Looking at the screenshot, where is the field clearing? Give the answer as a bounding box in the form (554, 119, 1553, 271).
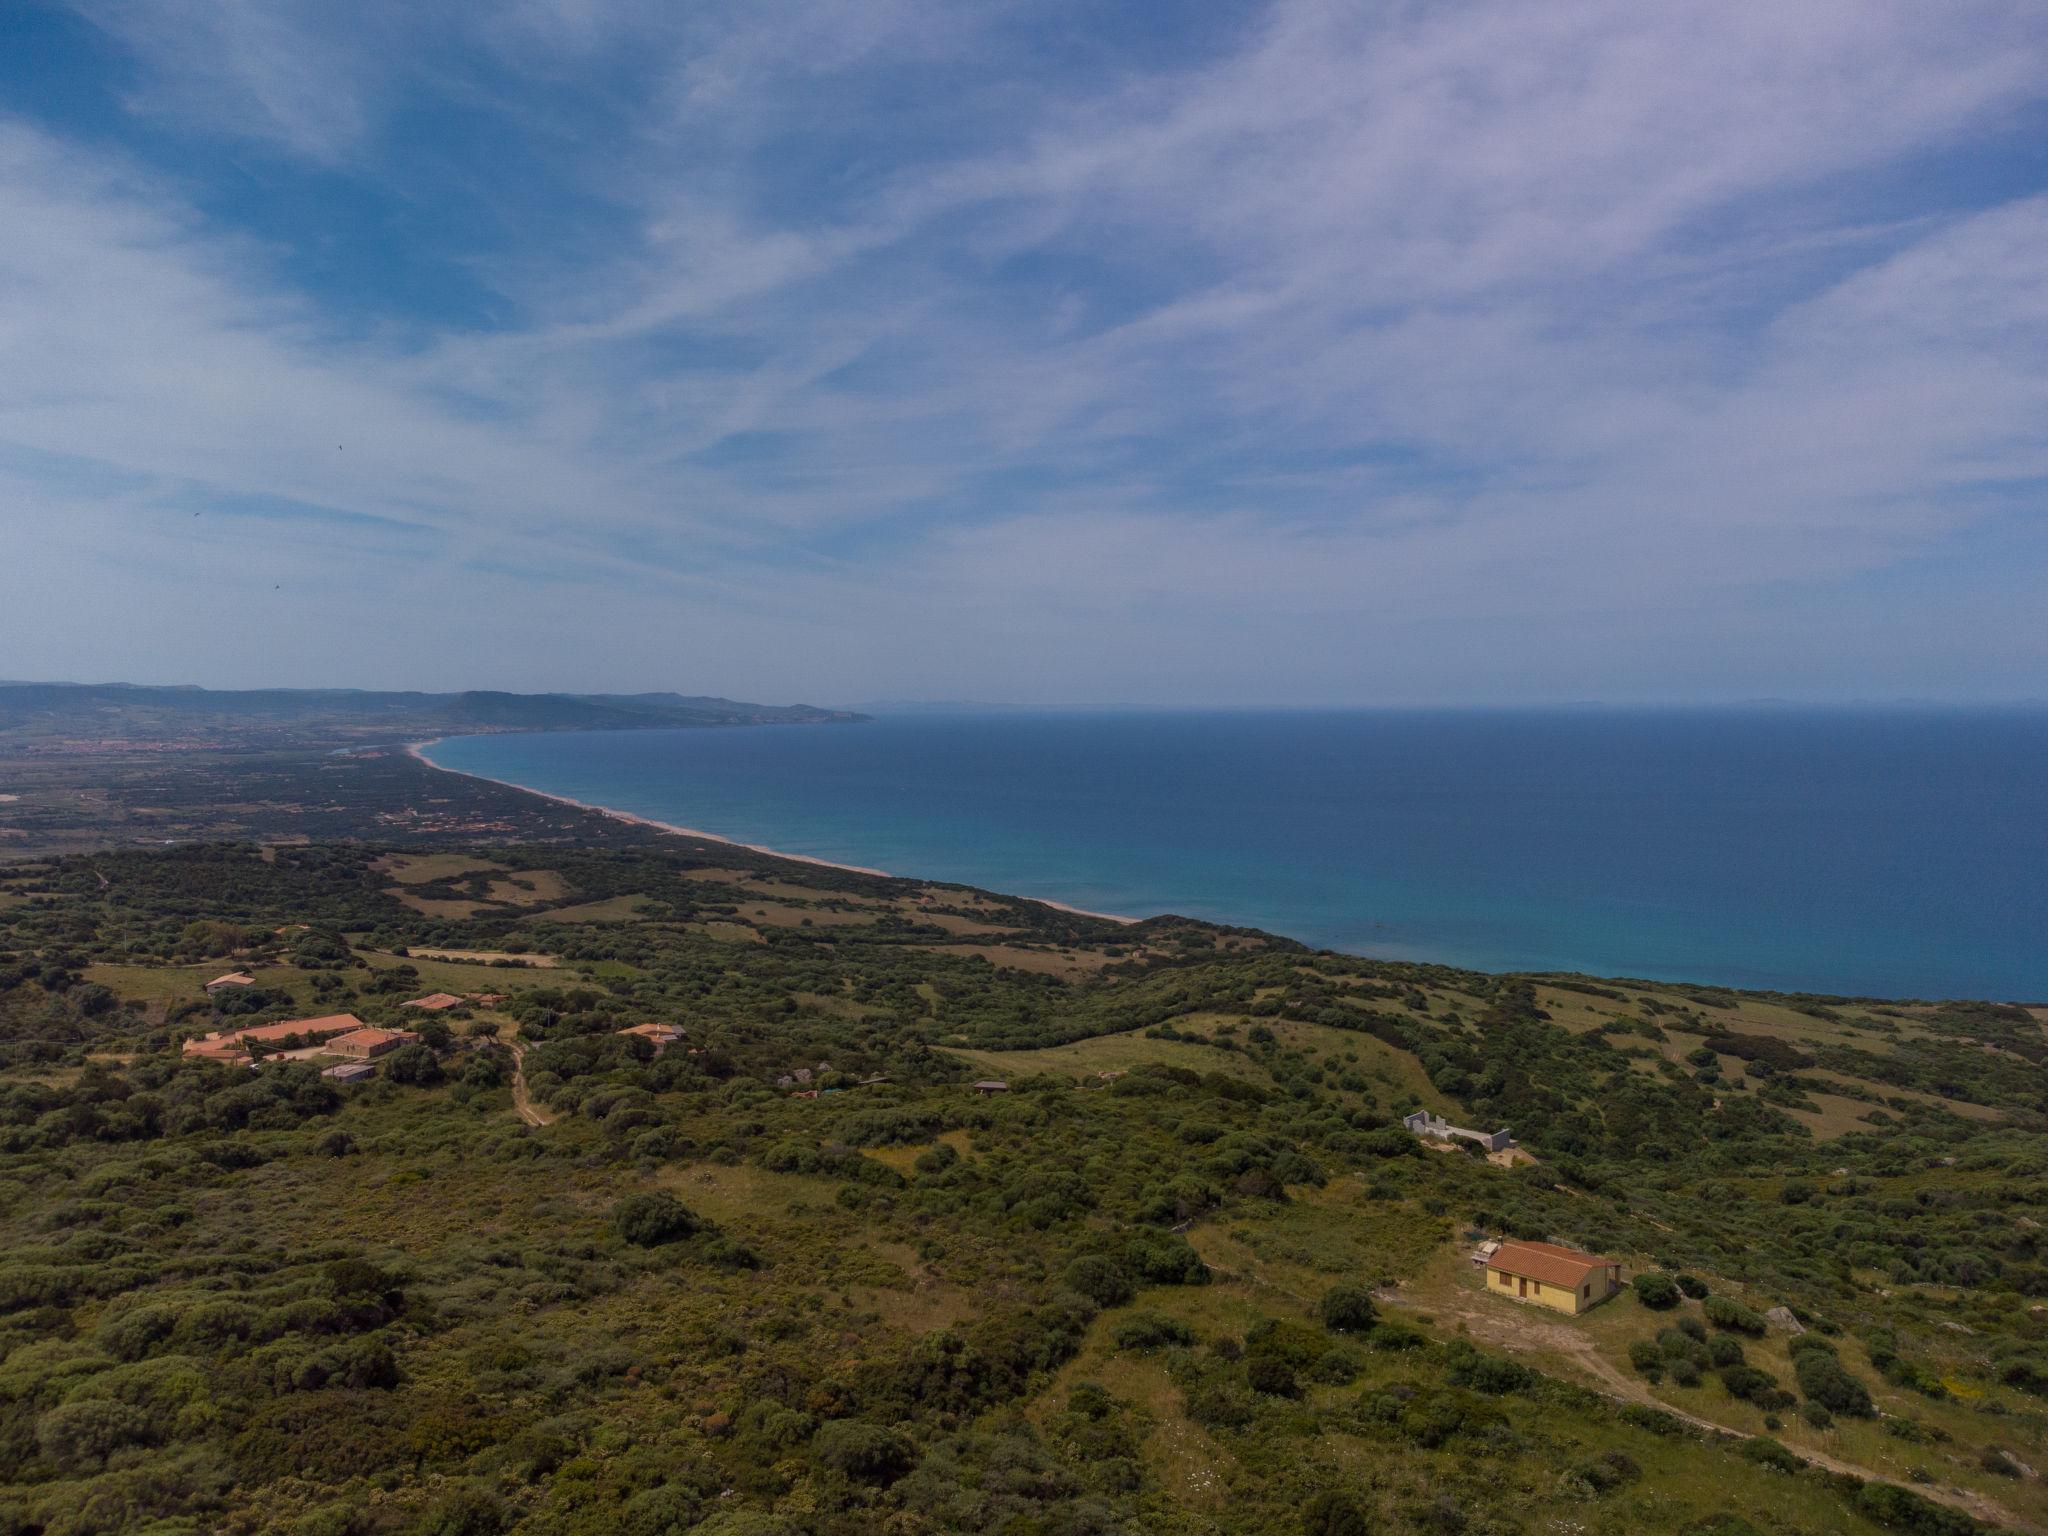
(941, 1029, 1270, 1085)
(375, 853, 506, 884)
(528, 895, 653, 924)
(385, 889, 495, 918)
(912, 942, 1119, 979)
(680, 869, 884, 904)
(691, 921, 763, 944)
(1806, 1069, 2006, 1123)
(407, 948, 558, 967)
(484, 870, 574, 905)
(1169, 1011, 1455, 1113)
(84, 963, 224, 1003)
(1786, 1090, 1888, 1139)
(729, 902, 882, 928)
(917, 910, 1019, 937)
(1533, 985, 1630, 1031)
(358, 950, 556, 992)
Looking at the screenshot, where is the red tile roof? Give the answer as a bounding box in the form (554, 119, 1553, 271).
(329, 1027, 414, 1050)
(1486, 1239, 1616, 1288)
(402, 993, 465, 1010)
(231, 1013, 365, 1045)
(206, 972, 256, 988)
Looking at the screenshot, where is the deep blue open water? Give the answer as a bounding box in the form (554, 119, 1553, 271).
(424, 709, 2048, 1000)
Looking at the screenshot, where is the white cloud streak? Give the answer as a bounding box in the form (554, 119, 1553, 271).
(4, 0, 2047, 701)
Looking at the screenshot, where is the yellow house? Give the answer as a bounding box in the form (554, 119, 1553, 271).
(1485, 1240, 1621, 1315)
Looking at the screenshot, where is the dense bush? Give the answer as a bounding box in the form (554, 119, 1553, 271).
(1633, 1273, 1680, 1309)
(1791, 1342, 1876, 1418)
(812, 1422, 917, 1486)
(1111, 1313, 1195, 1351)
(613, 1192, 704, 1247)
(1317, 1285, 1378, 1333)
(1301, 1490, 1372, 1536)
(1703, 1297, 1767, 1336)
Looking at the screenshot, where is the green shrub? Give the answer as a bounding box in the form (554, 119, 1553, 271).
(1247, 1355, 1299, 1397)
(1576, 1449, 1641, 1492)
(410, 1484, 507, 1536)
(1793, 1350, 1876, 1418)
(1737, 1436, 1803, 1474)
(1125, 1232, 1209, 1286)
(1703, 1296, 1767, 1336)
(1628, 1338, 1664, 1379)
(1620, 1403, 1687, 1436)
(1718, 1364, 1779, 1403)
(1854, 1482, 1977, 1535)
(1301, 1490, 1372, 1536)
(1063, 1254, 1134, 1307)
(1632, 1273, 1681, 1309)
(1367, 1322, 1424, 1351)
(1112, 1312, 1194, 1351)
(612, 1192, 703, 1247)
(1318, 1284, 1378, 1333)
(1675, 1273, 1710, 1299)
(811, 1421, 916, 1486)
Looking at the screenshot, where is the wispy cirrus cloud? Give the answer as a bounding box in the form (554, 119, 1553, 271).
(2, 0, 2046, 701)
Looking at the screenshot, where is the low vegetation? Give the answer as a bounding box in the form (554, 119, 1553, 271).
(0, 838, 2043, 1535)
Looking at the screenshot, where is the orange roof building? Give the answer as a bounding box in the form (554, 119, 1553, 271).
(1485, 1240, 1621, 1315)
(402, 993, 465, 1011)
(326, 1027, 417, 1060)
(618, 1022, 685, 1053)
(182, 1012, 366, 1061)
(205, 972, 256, 991)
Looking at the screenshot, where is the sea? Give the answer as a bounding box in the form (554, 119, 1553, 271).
(422, 708, 2048, 1001)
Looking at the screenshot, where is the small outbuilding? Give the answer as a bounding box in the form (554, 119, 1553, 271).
(402, 993, 465, 1011)
(971, 1080, 1010, 1095)
(1485, 1240, 1621, 1315)
(322, 1061, 377, 1082)
(205, 972, 256, 993)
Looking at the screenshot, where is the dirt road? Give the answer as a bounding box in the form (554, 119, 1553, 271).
(506, 1037, 554, 1127)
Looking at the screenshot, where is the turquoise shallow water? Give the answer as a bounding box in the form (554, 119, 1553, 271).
(424, 708, 2048, 1000)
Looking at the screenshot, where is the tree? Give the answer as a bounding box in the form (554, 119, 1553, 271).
(1302, 1489, 1373, 1536)
(1318, 1284, 1378, 1333)
(613, 1191, 703, 1247)
(1064, 1254, 1134, 1307)
(1632, 1273, 1680, 1309)
(384, 1043, 443, 1086)
(812, 1421, 916, 1485)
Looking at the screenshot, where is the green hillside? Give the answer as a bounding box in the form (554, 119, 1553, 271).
(0, 842, 2043, 1535)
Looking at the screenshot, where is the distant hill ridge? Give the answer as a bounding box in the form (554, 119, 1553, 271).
(0, 680, 864, 747)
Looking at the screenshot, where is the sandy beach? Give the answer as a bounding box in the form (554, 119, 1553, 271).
(406, 738, 1140, 925)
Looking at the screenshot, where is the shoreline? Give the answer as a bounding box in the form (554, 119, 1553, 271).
(405, 737, 1142, 926)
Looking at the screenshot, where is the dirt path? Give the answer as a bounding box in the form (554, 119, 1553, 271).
(505, 1037, 554, 1127)
(1378, 1289, 2037, 1534)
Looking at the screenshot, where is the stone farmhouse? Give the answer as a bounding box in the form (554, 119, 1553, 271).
(1402, 1109, 1514, 1154)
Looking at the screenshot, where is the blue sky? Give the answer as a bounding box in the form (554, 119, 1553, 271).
(3, 0, 2046, 705)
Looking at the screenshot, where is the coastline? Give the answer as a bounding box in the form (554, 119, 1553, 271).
(405, 737, 1141, 926)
